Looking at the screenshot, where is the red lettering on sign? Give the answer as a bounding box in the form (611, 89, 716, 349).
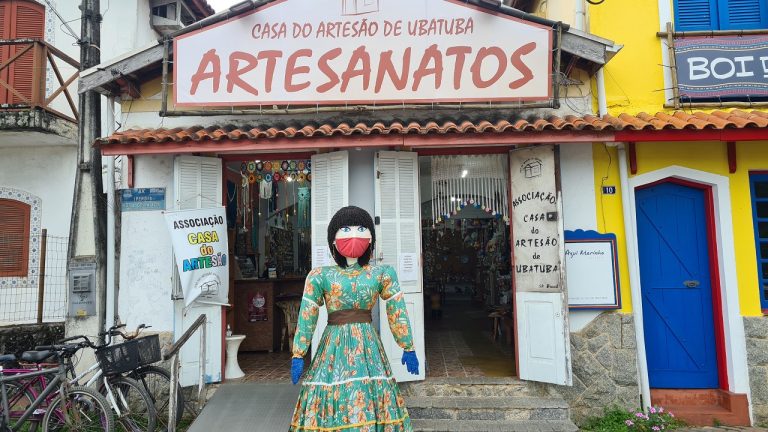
(341, 46, 372, 92)
(317, 48, 343, 93)
(446, 46, 472, 90)
(190, 49, 221, 95)
(412, 44, 443, 91)
(375, 48, 411, 93)
(285, 49, 312, 92)
(510, 42, 536, 90)
(257, 50, 283, 93)
(471, 46, 507, 89)
(226, 51, 260, 95)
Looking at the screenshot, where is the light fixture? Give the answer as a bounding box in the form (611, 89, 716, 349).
(461, 170, 468, 178)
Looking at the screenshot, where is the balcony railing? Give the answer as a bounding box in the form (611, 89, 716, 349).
(0, 39, 79, 122)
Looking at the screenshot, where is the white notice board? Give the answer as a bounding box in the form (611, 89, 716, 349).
(565, 230, 621, 309)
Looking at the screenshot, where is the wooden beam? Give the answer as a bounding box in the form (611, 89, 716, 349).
(628, 142, 637, 175)
(127, 155, 134, 188)
(727, 141, 737, 174)
(44, 51, 79, 118)
(78, 44, 164, 95)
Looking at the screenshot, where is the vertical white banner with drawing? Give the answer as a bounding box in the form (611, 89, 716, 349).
(164, 207, 229, 306)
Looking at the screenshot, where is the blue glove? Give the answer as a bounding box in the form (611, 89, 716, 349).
(401, 351, 419, 375)
(291, 358, 304, 385)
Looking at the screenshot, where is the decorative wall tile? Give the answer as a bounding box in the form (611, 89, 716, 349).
(0, 187, 43, 289)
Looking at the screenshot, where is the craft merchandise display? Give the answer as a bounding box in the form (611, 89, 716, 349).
(430, 155, 509, 225)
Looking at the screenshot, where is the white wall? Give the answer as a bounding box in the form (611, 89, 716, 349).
(117, 154, 176, 331)
(559, 143, 603, 332)
(0, 145, 76, 323)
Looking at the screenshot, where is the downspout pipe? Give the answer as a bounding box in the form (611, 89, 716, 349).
(105, 96, 117, 330)
(597, 68, 608, 116)
(618, 143, 651, 410)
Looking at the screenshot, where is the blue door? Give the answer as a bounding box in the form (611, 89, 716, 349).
(636, 182, 719, 389)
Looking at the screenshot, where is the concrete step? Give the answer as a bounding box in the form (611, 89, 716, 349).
(411, 419, 579, 432)
(400, 377, 550, 398)
(406, 396, 570, 421)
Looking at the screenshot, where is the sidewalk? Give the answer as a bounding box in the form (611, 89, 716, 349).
(187, 381, 299, 432)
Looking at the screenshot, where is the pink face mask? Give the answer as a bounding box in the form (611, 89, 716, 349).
(335, 237, 371, 258)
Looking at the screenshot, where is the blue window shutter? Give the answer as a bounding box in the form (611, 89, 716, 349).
(750, 174, 768, 311)
(720, 0, 768, 30)
(675, 0, 719, 31)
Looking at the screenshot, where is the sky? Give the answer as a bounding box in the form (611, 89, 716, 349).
(206, 0, 242, 12)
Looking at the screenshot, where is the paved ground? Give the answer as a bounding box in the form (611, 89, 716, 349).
(187, 381, 299, 432)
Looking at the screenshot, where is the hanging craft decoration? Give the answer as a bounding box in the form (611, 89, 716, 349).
(265, 173, 273, 182)
(247, 161, 257, 173)
(248, 173, 257, 184)
(264, 161, 273, 171)
(298, 161, 306, 171)
(430, 155, 509, 225)
(240, 162, 248, 174)
(273, 172, 282, 182)
(281, 161, 290, 171)
(256, 161, 264, 172)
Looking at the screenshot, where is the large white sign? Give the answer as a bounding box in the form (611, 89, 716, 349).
(174, 0, 552, 106)
(164, 208, 229, 306)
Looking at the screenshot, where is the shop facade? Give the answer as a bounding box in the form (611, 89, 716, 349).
(80, 0, 768, 427)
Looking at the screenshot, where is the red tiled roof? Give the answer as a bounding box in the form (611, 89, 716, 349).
(99, 110, 768, 146)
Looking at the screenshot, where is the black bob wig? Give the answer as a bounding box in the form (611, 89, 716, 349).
(327, 206, 376, 268)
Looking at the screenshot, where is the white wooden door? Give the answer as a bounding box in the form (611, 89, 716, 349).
(173, 155, 223, 385)
(310, 151, 349, 357)
(509, 146, 572, 386)
(375, 151, 425, 382)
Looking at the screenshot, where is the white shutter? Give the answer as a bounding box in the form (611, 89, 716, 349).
(510, 145, 571, 386)
(172, 155, 224, 385)
(375, 151, 425, 383)
(310, 151, 349, 356)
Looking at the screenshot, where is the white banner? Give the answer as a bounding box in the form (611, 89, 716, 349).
(164, 208, 229, 306)
(174, 0, 552, 106)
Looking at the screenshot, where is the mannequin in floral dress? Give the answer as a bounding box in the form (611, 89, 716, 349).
(289, 206, 419, 432)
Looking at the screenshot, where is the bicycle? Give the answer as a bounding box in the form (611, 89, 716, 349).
(0, 342, 115, 431)
(110, 324, 184, 432)
(62, 331, 157, 432)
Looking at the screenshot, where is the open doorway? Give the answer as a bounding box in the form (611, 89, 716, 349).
(223, 156, 314, 383)
(418, 154, 515, 378)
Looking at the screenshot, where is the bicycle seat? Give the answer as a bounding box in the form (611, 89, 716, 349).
(20, 350, 55, 363)
(0, 354, 16, 363)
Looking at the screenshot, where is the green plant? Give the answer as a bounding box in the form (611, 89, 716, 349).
(582, 405, 686, 432)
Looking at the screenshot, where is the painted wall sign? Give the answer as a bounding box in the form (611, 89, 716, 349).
(174, 0, 552, 107)
(674, 36, 768, 100)
(164, 207, 230, 306)
(564, 230, 620, 309)
(509, 146, 564, 293)
(121, 188, 166, 212)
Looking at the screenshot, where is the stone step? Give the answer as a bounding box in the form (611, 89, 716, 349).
(411, 419, 579, 432)
(400, 378, 550, 398)
(406, 396, 570, 421)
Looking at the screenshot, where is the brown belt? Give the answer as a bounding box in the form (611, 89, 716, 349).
(327, 309, 372, 326)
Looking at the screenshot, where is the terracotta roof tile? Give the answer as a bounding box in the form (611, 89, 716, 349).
(99, 110, 768, 147)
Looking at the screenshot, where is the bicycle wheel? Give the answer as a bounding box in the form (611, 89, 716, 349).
(129, 366, 183, 431)
(0, 380, 37, 430)
(41, 385, 114, 432)
(103, 377, 156, 432)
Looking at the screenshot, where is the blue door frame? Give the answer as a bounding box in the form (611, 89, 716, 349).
(636, 181, 720, 389)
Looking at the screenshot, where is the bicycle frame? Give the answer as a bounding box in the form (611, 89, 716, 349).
(68, 356, 124, 418)
(0, 365, 64, 431)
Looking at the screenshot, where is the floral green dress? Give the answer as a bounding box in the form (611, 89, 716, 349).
(289, 263, 415, 432)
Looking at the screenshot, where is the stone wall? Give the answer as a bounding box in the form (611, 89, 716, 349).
(554, 312, 640, 426)
(0, 323, 64, 355)
(745, 317, 768, 426)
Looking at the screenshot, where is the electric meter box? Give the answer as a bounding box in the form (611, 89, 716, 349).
(68, 261, 96, 317)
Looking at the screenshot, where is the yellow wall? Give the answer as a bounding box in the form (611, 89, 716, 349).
(593, 142, 767, 317)
(592, 144, 633, 313)
(588, 0, 666, 115)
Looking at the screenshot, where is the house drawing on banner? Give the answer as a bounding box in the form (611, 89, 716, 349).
(521, 159, 543, 178)
(342, 0, 379, 16)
